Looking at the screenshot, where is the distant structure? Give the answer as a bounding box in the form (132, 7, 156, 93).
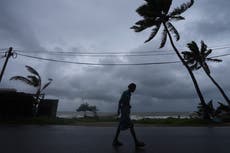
(38, 99, 58, 118)
(0, 88, 58, 119)
(0, 89, 35, 118)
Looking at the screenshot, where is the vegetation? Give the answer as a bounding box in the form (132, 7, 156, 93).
(76, 103, 98, 118)
(195, 101, 230, 120)
(10, 65, 53, 103)
(4, 1, 230, 124)
(1, 116, 229, 126)
(182, 41, 230, 106)
(131, 0, 210, 119)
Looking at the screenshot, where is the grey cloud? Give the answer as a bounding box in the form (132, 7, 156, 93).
(1, 0, 230, 112)
(182, 0, 230, 41)
(0, 0, 42, 49)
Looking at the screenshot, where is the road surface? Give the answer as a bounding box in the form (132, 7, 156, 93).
(0, 125, 230, 153)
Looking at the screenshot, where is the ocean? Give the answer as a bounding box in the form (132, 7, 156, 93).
(57, 111, 192, 120)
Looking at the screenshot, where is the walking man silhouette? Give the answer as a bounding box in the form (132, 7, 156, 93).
(113, 83, 145, 147)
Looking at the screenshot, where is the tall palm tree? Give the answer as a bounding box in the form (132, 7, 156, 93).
(10, 65, 53, 102)
(182, 41, 230, 106)
(131, 0, 209, 118)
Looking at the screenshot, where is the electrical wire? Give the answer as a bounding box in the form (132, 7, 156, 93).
(17, 53, 181, 66)
(14, 49, 172, 55)
(14, 45, 230, 57)
(15, 43, 230, 53)
(16, 52, 175, 57)
(16, 51, 230, 66)
(210, 53, 230, 58)
(2, 43, 230, 66)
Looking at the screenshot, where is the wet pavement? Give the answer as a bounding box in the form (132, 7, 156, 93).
(0, 125, 230, 153)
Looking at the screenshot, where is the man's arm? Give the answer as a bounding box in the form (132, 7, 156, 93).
(117, 92, 125, 116)
(117, 101, 121, 116)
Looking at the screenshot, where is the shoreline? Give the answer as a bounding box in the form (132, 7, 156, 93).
(1, 117, 230, 127)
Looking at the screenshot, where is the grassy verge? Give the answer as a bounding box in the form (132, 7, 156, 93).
(0, 116, 230, 126)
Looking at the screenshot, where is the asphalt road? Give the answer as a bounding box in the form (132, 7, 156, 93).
(0, 125, 230, 153)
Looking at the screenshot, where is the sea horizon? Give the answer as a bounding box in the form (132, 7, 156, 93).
(57, 111, 194, 119)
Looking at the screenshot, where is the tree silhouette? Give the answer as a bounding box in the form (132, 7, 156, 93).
(76, 103, 98, 118)
(10, 65, 53, 103)
(182, 41, 230, 106)
(77, 103, 89, 117)
(131, 0, 209, 118)
(89, 105, 98, 118)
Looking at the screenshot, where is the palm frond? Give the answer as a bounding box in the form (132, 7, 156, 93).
(182, 51, 193, 57)
(25, 65, 40, 78)
(169, 0, 194, 16)
(27, 75, 40, 87)
(166, 22, 180, 41)
(204, 49, 212, 58)
(136, 3, 161, 18)
(161, 0, 173, 14)
(131, 19, 160, 32)
(187, 41, 199, 54)
(206, 58, 222, 63)
(182, 51, 195, 62)
(137, 0, 172, 16)
(203, 63, 211, 74)
(190, 62, 200, 71)
(159, 27, 167, 48)
(185, 54, 196, 65)
(170, 15, 185, 21)
(187, 59, 196, 65)
(10, 76, 36, 86)
(144, 24, 161, 43)
(130, 25, 142, 32)
(41, 78, 53, 91)
(200, 40, 207, 54)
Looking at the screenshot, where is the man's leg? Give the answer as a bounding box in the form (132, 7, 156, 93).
(130, 126, 145, 147)
(114, 126, 120, 141)
(130, 126, 138, 143)
(113, 126, 123, 146)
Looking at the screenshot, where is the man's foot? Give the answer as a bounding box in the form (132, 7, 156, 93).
(135, 141, 145, 147)
(112, 140, 123, 146)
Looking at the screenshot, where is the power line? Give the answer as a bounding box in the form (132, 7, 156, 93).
(210, 53, 230, 58)
(16, 51, 175, 57)
(210, 46, 230, 51)
(0, 48, 8, 51)
(17, 53, 181, 66)
(15, 49, 172, 55)
(14, 45, 230, 57)
(16, 51, 230, 66)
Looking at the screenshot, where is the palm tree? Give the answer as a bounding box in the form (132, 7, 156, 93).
(182, 41, 230, 106)
(131, 0, 209, 118)
(10, 65, 53, 102)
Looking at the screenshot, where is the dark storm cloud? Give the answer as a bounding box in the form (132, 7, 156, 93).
(1, 0, 230, 112)
(180, 0, 230, 42)
(0, 0, 43, 49)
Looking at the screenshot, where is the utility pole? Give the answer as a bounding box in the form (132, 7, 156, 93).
(0, 47, 13, 83)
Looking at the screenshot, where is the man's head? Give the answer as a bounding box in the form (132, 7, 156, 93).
(128, 83, 136, 93)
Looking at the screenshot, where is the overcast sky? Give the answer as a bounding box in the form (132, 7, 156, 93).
(1, 0, 230, 112)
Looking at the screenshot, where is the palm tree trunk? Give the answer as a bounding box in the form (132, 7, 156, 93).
(163, 23, 209, 119)
(203, 68, 230, 106)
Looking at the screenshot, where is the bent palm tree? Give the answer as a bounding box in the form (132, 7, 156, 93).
(10, 65, 53, 102)
(131, 0, 209, 118)
(182, 41, 230, 106)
